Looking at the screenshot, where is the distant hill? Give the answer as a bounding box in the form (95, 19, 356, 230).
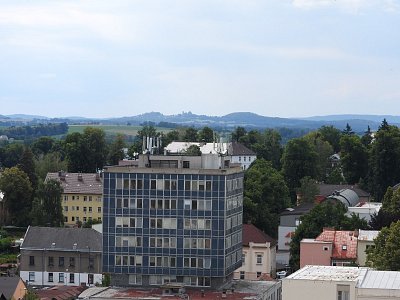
(2, 112, 399, 133)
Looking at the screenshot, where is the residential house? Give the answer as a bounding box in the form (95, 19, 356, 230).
(46, 172, 103, 226)
(277, 203, 315, 266)
(283, 265, 400, 300)
(347, 202, 382, 222)
(20, 226, 102, 287)
(102, 150, 244, 288)
(300, 228, 358, 268)
(0, 277, 27, 300)
(357, 230, 379, 266)
(234, 223, 277, 280)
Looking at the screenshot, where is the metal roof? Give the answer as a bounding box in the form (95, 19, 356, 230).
(358, 270, 400, 289)
(46, 172, 103, 195)
(20, 226, 102, 252)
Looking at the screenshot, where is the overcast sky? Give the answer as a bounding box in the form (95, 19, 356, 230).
(0, 0, 399, 118)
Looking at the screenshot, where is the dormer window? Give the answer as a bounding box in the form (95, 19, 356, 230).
(342, 245, 347, 250)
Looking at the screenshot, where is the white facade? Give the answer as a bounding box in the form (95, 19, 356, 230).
(283, 265, 400, 300)
(347, 202, 382, 222)
(230, 154, 256, 170)
(21, 270, 102, 287)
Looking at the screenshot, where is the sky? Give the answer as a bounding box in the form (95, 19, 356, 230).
(0, 0, 399, 119)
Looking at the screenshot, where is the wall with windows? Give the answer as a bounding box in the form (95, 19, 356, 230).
(102, 167, 244, 288)
(62, 193, 103, 225)
(19, 249, 102, 287)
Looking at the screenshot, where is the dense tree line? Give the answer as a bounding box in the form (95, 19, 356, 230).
(0, 123, 68, 139)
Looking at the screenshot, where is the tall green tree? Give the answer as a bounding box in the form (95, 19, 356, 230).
(34, 152, 68, 181)
(18, 147, 38, 190)
(281, 138, 318, 202)
(318, 125, 342, 153)
(243, 159, 290, 238)
(366, 220, 400, 270)
(368, 120, 400, 201)
(64, 132, 85, 172)
(107, 134, 126, 165)
(198, 126, 214, 143)
(340, 135, 368, 184)
(342, 123, 354, 135)
(361, 125, 373, 147)
(252, 129, 283, 170)
(31, 179, 64, 227)
(297, 176, 319, 204)
(31, 137, 56, 156)
(0, 167, 33, 226)
(0, 143, 24, 168)
(303, 132, 334, 181)
(81, 127, 107, 172)
(232, 127, 247, 142)
(183, 127, 198, 142)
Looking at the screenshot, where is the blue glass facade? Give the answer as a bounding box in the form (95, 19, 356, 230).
(102, 165, 243, 288)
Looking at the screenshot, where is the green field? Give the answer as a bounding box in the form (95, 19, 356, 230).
(68, 125, 172, 137)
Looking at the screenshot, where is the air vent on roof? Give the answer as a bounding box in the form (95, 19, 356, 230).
(73, 243, 77, 250)
(78, 173, 83, 181)
(51, 242, 56, 248)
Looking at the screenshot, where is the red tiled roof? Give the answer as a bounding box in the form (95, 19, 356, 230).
(36, 285, 86, 300)
(316, 229, 358, 259)
(242, 224, 276, 246)
(46, 172, 103, 195)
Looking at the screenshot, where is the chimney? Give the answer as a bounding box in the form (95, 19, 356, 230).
(95, 173, 100, 181)
(78, 173, 83, 181)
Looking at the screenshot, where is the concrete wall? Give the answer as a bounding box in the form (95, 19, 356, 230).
(300, 241, 332, 268)
(278, 226, 295, 251)
(20, 270, 102, 287)
(357, 241, 374, 266)
(282, 279, 356, 300)
(357, 288, 400, 299)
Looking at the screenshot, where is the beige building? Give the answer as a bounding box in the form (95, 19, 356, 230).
(283, 265, 400, 300)
(0, 277, 27, 300)
(234, 224, 276, 280)
(46, 172, 103, 226)
(357, 230, 379, 266)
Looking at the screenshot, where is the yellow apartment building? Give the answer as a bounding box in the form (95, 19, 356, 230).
(46, 172, 103, 226)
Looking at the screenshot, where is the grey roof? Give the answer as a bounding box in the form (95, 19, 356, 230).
(46, 172, 102, 195)
(358, 270, 400, 289)
(229, 142, 256, 156)
(21, 226, 102, 252)
(0, 277, 25, 299)
(280, 202, 315, 216)
(325, 189, 360, 208)
(318, 183, 370, 198)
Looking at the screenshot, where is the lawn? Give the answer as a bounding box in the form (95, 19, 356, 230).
(68, 125, 172, 137)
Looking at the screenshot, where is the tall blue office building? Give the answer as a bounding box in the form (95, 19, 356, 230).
(102, 153, 243, 288)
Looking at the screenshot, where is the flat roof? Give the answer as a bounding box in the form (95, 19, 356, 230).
(358, 230, 380, 242)
(286, 265, 366, 282)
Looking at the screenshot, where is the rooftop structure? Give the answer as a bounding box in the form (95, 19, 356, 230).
(283, 265, 400, 299)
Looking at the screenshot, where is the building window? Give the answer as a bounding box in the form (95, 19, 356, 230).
(129, 275, 142, 285)
(256, 254, 262, 264)
(89, 207, 92, 213)
(98, 207, 101, 213)
(69, 257, 75, 267)
(29, 272, 35, 282)
(48, 256, 54, 266)
(88, 274, 94, 284)
(59, 257, 64, 267)
(64, 206, 68, 211)
(337, 285, 350, 300)
(240, 271, 245, 280)
(183, 161, 190, 168)
(48, 273, 53, 282)
(59, 273, 64, 283)
(257, 272, 262, 278)
(29, 256, 35, 266)
(69, 273, 75, 283)
(64, 216, 68, 222)
(242, 254, 246, 264)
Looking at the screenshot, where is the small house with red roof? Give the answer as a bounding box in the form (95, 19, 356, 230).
(300, 228, 359, 268)
(234, 224, 277, 280)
